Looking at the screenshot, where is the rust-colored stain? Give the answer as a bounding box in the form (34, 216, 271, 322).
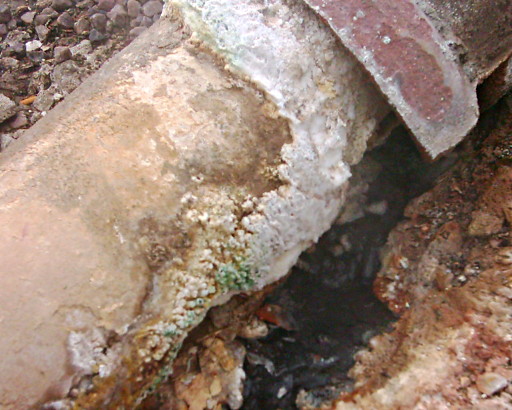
(303, 0, 479, 157)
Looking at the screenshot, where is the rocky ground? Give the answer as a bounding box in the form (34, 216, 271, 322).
(0, 0, 163, 150)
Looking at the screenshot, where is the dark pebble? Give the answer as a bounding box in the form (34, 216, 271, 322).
(57, 11, 74, 28)
(51, 0, 73, 12)
(0, 24, 7, 36)
(90, 13, 107, 32)
(0, 5, 11, 24)
(89, 28, 106, 42)
(97, 0, 116, 12)
(142, 0, 161, 17)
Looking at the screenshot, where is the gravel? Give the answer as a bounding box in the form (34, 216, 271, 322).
(0, 0, 164, 147)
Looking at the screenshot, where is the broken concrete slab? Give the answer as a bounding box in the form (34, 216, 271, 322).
(303, 0, 479, 159)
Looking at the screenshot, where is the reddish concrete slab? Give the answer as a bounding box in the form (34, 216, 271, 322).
(304, 0, 479, 158)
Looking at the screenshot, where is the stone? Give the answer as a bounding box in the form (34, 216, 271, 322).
(0, 57, 19, 70)
(36, 0, 53, 9)
(468, 210, 504, 236)
(126, 0, 140, 18)
(21, 11, 37, 24)
(34, 7, 58, 25)
(89, 28, 107, 42)
(25, 40, 42, 53)
(128, 26, 145, 38)
(90, 13, 107, 32)
(106, 4, 128, 26)
(476, 373, 508, 396)
(51, 0, 72, 12)
(140, 15, 152, 27)
(33, 86, 57, 112)
(8, 112, 28, 129)
(141, 0, 162, 17)
(35, 24, 50, 41)
(97, 0, 116, 12)
(28, 50, 45, 64)
(0, 94, 16, 123)
(0, 24, 7, 36)
(54, 46, 72, 63)
(70, 39, 92, 57)
(74, 17, 90, 34)
(57, 12, 74, 29)
(0, 5, 11, 24)
(51, 60, 82, 94)
(6, 40, 25, 56)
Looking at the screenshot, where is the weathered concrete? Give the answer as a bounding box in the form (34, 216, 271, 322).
(0, 2, 389, 407)
(302, 0, 512, 159)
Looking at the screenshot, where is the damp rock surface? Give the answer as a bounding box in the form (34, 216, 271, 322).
(337, 98, 512, 409)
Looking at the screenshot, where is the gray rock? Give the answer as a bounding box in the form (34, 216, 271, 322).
(105, 19, 114, 32)
(6, 19, 16, 30)
(0, 24, 7, 36)
(97, 0, 116, 12)
(36, 0, 53, 10)
(142, 0, 161, 17)
(28, 50, 45, 64)
(106, 4, 128, 27)
(476, 373, 508, 396)
(56, 11, 74, 28)
(35, 24, 50, 41)
(0, 5, 11, 24)
(130, 17, 139, 27)
(54, 46, 72, 63)
(74, 17, 90, 34)
(34, 7, 58, 25)
(25, 40, 43, 53)
(51, 60, 82, 94)
(33, 86, 57, 112)
(90, 13, 107, 32)
(126, 0, 140, 18)
(88, 28, 106, 43)
(6, 40, 25, 56)
(51, 0, 72, 11)
(129, 26, 145, 38)
(8, 112, 28, 129)
(0, 94, 16, 123)
(1, 134, 12, 151)
(70, 39, 92, 57)
(140, 15, 152, 27)
(21, 11, 37, 24)
(0, 57, 19, 70)
(76, 0, 94, 8)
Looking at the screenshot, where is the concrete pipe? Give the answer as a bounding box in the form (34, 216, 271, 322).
(0, 1, 389, 408)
